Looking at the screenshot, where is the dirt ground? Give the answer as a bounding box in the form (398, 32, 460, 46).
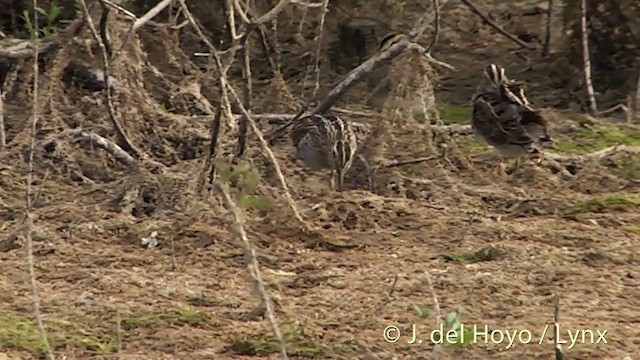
(1, 0, 639, 359)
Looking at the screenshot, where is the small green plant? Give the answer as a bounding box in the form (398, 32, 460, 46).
(442, 246, 502, 265)
(22, 3, 62, 39)
(215, 160, 271, 210)
(413, 305, 474, 348)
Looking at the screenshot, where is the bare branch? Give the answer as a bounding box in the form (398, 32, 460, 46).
(132, 0, 175, 31)
(78, 0, 142, 159)
(214, 180, 288, 360)
(580, 0, 597, 114)
(460, 0, 536, 50)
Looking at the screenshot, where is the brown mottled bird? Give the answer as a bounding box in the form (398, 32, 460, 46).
(471, 64, 551, 173)
(290, 114, 363, 191)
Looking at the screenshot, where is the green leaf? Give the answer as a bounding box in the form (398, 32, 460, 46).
(412, 304, 429, 320)
(214, 160, 233, 183)
(243, 167, 261, 194)
(49, 4, 61, 22)
(445, 311, 458, 325)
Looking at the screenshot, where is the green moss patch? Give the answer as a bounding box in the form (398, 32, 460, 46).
(0, 310, 115, 357)
(438, 105, 472, 124)
(558, 193, 640, 217)
(551, 124, 640, 154)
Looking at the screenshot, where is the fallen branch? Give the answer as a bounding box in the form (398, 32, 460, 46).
(69, 129, 137, 167)
(460, 0, 536, 50)
(213, 180, 288, 360)
(546, 145, 640, 161)
(0, 18, 84, 59)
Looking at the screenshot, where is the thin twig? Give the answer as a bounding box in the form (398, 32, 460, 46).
(374, 274, 399, 314)
(381, 155, 440, 169)
(580, 0, 597, 114)
(0, 88, 5, 149)
(311, 0, 330, 100)
(423, 270, 441, 359)
(78, 0, 142, 159)
(25, 1, 54, 358)
(213, 180, 288, 360)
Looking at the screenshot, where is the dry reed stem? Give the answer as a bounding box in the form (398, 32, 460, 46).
(213, 180, 288, 360)
(25, 1, 54, 358)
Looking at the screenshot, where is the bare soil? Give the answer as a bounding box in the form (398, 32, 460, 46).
(0, 1, 639, 359)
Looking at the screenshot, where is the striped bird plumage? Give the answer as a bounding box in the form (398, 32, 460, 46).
(290, 114, 359, 191)
(471, 64, 551, 162)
